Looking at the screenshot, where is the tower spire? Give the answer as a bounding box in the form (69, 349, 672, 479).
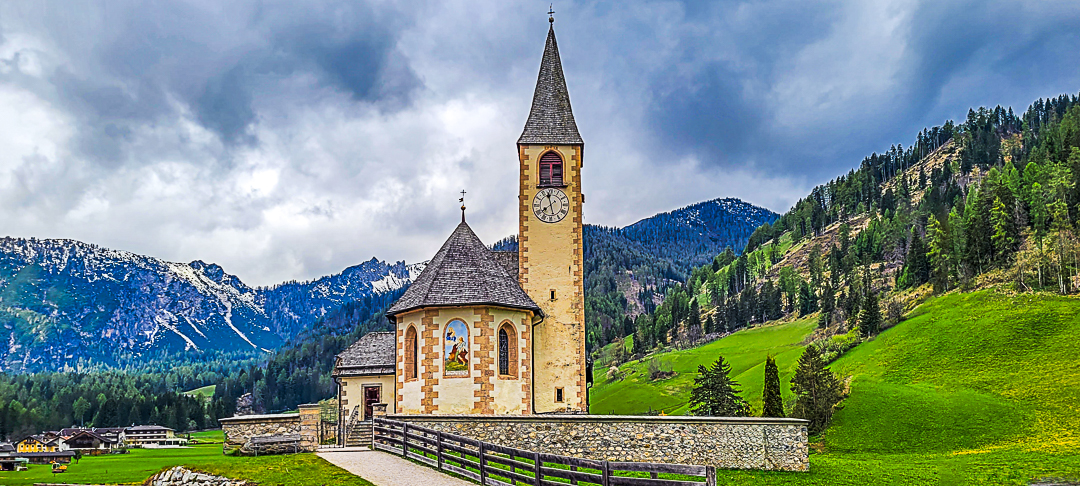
(459, 189, 467, 222)
(517, 19, 583, 145)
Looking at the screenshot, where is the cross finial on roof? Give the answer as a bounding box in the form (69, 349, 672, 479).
(548, 4, 555, 23)
(459, 189, 467, 222)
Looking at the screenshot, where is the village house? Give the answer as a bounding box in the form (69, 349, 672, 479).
(124, 425, 187, 446)
(333, 19, 589, 423)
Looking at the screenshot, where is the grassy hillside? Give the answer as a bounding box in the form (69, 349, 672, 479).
(590, 317, 816, 415)
(593, 289, 1080, 484)
(182, 384, 216, 400)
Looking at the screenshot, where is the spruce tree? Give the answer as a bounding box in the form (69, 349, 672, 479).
(688, 355, 750, 417)
(791, 345, 843, 435)
(762, 355, 784, 417)
(858, 290, 881, 337)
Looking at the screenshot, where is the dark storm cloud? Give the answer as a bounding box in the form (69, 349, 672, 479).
(1, 0, 1079, 286)
(637, 0, 1080, 181)
(28, 1, 421, 152)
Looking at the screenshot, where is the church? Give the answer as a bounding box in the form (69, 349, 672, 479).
(333, 18, 587, 420)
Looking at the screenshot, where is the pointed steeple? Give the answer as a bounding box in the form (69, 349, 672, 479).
(518, 23, 583, 145)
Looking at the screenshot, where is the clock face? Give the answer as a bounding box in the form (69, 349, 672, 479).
(533, 188, 570, 223)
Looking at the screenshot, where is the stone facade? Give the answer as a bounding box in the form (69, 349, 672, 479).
(145, 466, 256, 486)
(391, 414, 809, 472)
(218, 404, 320, 454)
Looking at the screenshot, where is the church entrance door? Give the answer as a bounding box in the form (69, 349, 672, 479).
(363, 385, 380, 421)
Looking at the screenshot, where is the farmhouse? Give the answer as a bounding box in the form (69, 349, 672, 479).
(334, 14, 588, 422)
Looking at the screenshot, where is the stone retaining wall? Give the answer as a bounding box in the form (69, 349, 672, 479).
(390, 414, 808, 472)
(218, 404, 320, 454)
(144, 466, 256, 486)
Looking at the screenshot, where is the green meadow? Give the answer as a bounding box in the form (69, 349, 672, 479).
(0, 434, 372, 486)
(590, 316, 816, 415)
(593, 289, 1080, 485)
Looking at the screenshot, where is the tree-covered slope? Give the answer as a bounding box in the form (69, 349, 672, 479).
(592, 289, 1080, 484)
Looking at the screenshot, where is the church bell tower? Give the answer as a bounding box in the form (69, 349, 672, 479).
(518, 17, 587, 413)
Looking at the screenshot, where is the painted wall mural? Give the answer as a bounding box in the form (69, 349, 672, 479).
(444, 319, 470, 377)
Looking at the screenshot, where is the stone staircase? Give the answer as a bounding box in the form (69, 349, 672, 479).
(345, 420, 372, 448)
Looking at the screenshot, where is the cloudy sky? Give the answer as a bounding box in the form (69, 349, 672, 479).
(1, 1, 1078, 286)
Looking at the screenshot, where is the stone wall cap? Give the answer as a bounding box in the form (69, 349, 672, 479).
(388, 414, 808, 425)
(218, 413, 302, 423)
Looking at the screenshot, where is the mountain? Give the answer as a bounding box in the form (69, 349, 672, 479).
(583, 198, 778, 349)
(0, 237, 422, 372)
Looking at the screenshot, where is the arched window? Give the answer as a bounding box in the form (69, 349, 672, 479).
(497, 322, 518, 377)
(404, 326, 418, 381)
(539, 151, 563, 186)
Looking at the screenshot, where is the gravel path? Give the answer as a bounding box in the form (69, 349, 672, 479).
(319, 449, 474, 486)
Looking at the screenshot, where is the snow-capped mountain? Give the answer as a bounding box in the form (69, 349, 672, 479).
(0, 237, 421, 372)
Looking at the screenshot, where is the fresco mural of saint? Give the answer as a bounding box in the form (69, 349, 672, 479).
(444, 320, 469, 376)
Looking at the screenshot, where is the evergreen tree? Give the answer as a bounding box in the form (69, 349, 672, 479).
(791, 345, 843, 435)
(688, 355, 750, 417)
(762, 355, 784, 417)
(858, 291, 882, 338)
(990, 196, 1015, 263)
(927, 214, 953, 292)
(819, 283, 835, 328)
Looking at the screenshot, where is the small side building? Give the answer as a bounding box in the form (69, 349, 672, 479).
(333, 331, 396, 423)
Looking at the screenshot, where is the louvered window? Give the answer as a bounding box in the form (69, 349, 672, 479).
(539, 151, 564, 186)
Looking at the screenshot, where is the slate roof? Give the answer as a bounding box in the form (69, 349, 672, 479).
(491, 251, 519, 281)
(334, 331, 396, 376)
(518, 24, 583, 145)
(386, 222, 541, 317)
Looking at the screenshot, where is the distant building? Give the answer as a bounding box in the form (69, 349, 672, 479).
(124, 425, 187, 446)
(60, 429, 118, 454)
(15, 435, 59, 453)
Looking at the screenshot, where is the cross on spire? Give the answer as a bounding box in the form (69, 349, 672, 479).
(548, 4, 555, 23)
(459, 190, 467, 222)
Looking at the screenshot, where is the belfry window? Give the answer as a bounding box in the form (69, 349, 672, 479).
(539, 151, 564, 186)
(405, 326, 418, 381)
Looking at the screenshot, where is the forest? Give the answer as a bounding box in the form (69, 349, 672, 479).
(603, 92, 1080, 360)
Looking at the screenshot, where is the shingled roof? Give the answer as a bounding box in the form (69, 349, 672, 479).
(386, 222, 541, 317)
(334, 331, 396, 376)
(518, 24, 583, 145)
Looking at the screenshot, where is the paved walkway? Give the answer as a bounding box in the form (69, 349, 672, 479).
(319, 449, 473, 486)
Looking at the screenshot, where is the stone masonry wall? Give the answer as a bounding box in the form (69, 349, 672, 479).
(391, 414, 808, 472)
(218, 404, 320, 454)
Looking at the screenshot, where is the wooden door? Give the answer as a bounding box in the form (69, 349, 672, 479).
(363, 386, 380, 421)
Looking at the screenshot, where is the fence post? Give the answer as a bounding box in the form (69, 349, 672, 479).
(533, 451, 542, 486)
(570, 465, 578, 485)
(706, 466, 716, 486)
(437, 430, 444, 470)
(402, 423, 409, 456)
(478, 442, 487, 485)
(601, 460, 610, 486)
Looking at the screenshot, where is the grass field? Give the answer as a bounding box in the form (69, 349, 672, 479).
(591, 289, 1080, 484)
(590, 317, 816, 415)
(0, 439, 372, 486)
(181, 384, 217, 400)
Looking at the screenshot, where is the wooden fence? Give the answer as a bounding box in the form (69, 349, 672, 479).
(373, 417, 715, 486)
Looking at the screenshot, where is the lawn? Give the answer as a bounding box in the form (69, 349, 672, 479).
(713, 289, 1080, 485)
(0, 441, 373, 486)
(589, 317, 816, 415)
(181, 384, 217, 400)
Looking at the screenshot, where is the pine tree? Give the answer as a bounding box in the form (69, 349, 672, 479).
(927, 214, 953, 293)
(990, 196, 1015, 264)
(762, 355, 784, 417)
(790, 345, 843, 435)
(688, 355, 750, 417)
(858, 290, 881, 338)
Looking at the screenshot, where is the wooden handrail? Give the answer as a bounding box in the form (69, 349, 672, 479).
(372, 417, 714, 486)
